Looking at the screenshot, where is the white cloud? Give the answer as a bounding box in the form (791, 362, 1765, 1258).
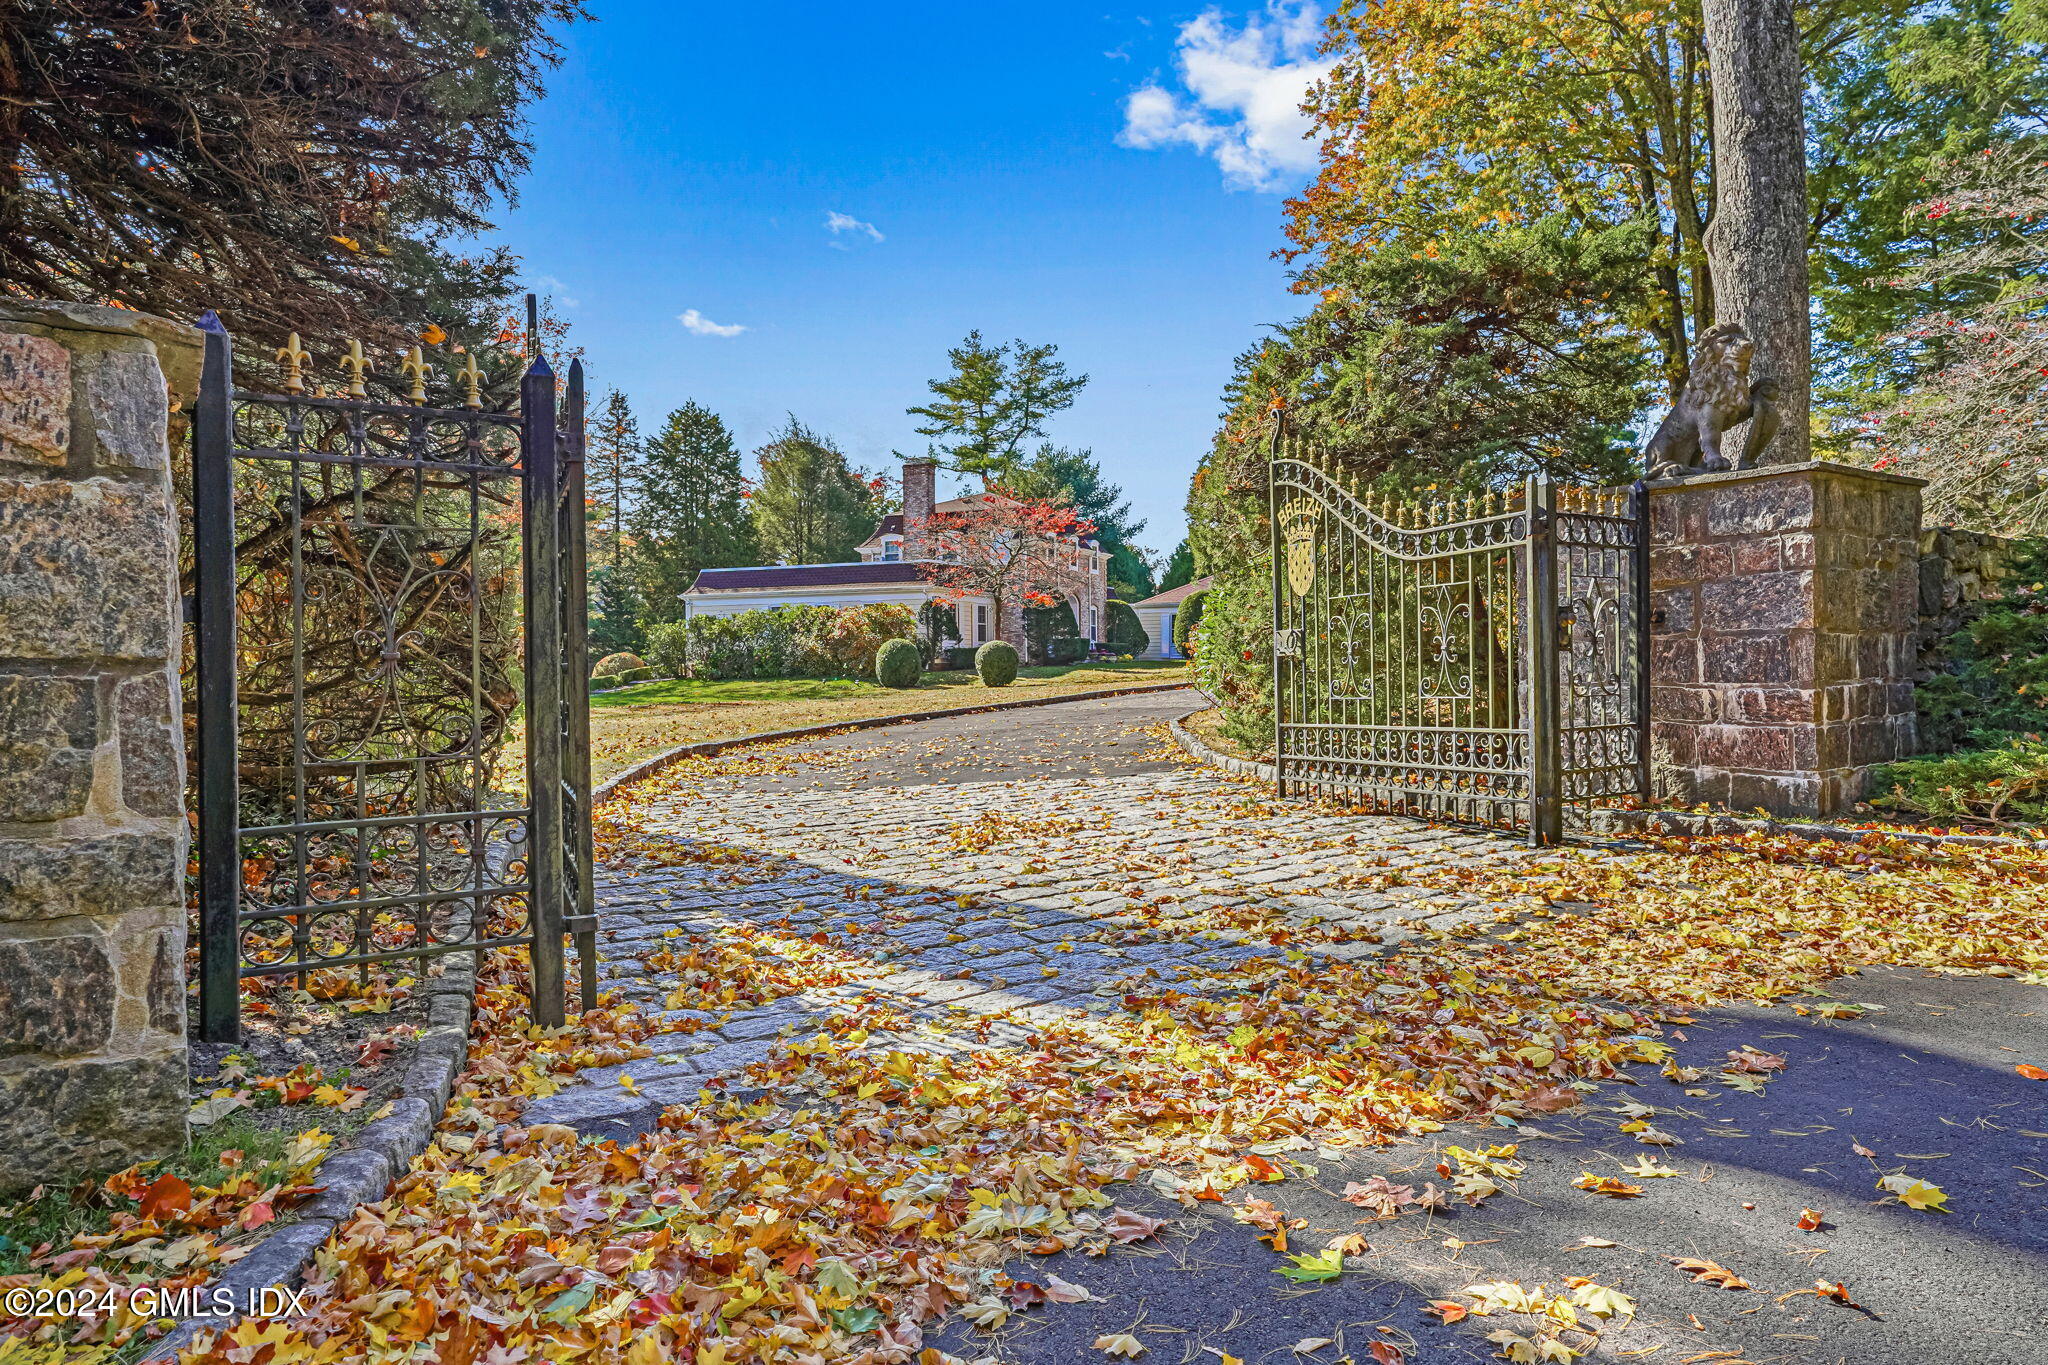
(529, 274, 580, 308)
(1117, 1, 1333, 191)
(825, 211, 885, 243)
(678, 308, 746, 338)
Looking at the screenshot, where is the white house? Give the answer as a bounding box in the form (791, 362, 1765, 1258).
(1129, 576, 1210, 660)
(681, 457, 1110, 648)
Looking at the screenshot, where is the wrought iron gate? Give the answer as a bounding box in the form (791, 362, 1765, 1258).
(191, 321, 596, 1042)
(1268, 428, 1648, 845)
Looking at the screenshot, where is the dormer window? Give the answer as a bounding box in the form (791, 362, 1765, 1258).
(881, 536, 902, 561)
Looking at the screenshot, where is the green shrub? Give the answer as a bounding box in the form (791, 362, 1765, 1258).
(1915, 539, 2048, 752)
(1191, 576, 1272, 754)
(1023, 600, 1080, 663)
(1105, 599, 1149, 654)
(1047, 636, 1089, 664)
(591, 651, 648, 679)
(918, 601, 962, 666)
(976, 639, 1019, 687)
(643, 622, 690, 679)
(591, 666, 656, 690)
(1868, 736, 2048, 826)
(942, 645, 978, 671)
(820, 602, 920, 675)
(1174, 589, 1209, 658)
(875, 638, 922, 688)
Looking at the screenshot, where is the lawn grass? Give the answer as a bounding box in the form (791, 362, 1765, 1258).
(545, 658, 1192, 784)
(0, 1119, 289, 1279)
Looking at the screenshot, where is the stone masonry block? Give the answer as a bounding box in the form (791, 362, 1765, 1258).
(0, 1051, 185, 1191)
(0, 932, 116, 1057)
(0, 332, 69, 467)
(82, 349, 171, 472)
(0, 475, 177, 663)
(0, 828, 183, 922)
(1701, 571, 1814, 633)
(0, 673, 99, 823)
(1705, 475, 1814, 537)
(117, 673, 182, 817)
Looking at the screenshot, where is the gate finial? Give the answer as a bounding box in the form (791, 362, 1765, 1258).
(275, 333, 311, 396)
(340, 339, 372, 398)
(400, 345, 433, 405)
(455, 351, 484, 410)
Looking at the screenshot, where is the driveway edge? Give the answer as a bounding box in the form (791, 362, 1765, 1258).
(593, 681, 1196, 805)
(1166, 703, 1276, 784)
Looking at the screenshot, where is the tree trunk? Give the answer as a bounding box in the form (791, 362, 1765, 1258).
(1702, 0, 1811, 464)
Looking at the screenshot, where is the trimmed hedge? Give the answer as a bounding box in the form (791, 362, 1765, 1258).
(1173, 589, 1209, 657)
(875, 638, 922, 688)
(592, 651, 649, 679)
(942, 645, 978, 671)
(1046, 637, 1089, 664)
(976, 640, 1019, 687)
(1105, 599, 1149, 655)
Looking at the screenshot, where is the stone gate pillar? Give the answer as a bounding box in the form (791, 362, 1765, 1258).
(1645, 462, 1924, 817)
(0, 302, 200, 1190)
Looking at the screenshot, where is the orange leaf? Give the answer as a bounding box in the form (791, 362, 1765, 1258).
(241, 1200, 275, 1231)
(419, 323, 448, 346)
(1796, 1208, 1825, 1231)
(2017, 1063, 2048, 1080)
(138, 1172, 192, 1222)
(1425, 1300, 1470, 1323)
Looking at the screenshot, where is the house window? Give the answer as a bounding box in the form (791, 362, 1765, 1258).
(1087, 607, 1098, 641)
(975, 604, 989, 643)
(881, 537, 901, 561)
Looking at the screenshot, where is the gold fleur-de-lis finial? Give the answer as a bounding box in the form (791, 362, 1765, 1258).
(399, 345, 432, 404)
(275, 332, 311, 395)
(454, 351, 484, 410)
(339, 339, 372, 398)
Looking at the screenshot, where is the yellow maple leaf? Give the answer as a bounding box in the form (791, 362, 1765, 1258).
(1094, 1332, 1146, 1357)
(1876, 1173, 1950, 1212)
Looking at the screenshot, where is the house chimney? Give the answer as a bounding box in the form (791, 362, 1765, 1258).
(902, 457, 937, 553)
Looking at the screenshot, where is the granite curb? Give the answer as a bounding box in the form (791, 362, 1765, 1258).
(1166, 702, 1276, 784)
(137, 952, 478, 1360)
(592, 680, 1196, 805)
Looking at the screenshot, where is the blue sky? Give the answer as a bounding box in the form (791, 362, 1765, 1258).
(495, 2, 1332, 566)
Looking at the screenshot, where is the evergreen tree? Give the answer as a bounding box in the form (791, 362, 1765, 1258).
(1158, 541, 1196, 594)
(1006, 444, 1155, 600)
(630, 403, 757, 627)
(0, 0, 584, 357)
(908, 332, 1088, 486)
(587, 564, 645, 657)
(587, 390, 641, 567)
(752, 419, 885, 564)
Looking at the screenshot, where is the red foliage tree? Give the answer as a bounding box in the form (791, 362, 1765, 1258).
(917, 495, 1097, 645)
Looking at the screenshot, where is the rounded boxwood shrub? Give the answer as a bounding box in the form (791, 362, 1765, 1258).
(592, 651, 648, 680)
(875, 638, 922, 689)
(976, 639, 1019, 687)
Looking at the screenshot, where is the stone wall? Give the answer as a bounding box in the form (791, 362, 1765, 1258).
(0, 302, 199, 1191)
(1645, 461, 1924, 817)
(1916, 525, 2023, 678)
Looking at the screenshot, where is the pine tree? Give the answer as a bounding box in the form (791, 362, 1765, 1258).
(587, 390, 642, 567)
(751, 419, 885, 565)
(1158, 540, 1196, 593)
(630, 403, 757, 627)
(908, 332, 1088, 487)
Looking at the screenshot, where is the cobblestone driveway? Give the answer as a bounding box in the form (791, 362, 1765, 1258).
(530, 689, 1535, 1136)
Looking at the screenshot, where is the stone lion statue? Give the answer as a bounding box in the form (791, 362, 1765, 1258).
(1642, 322, 1783, 481)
